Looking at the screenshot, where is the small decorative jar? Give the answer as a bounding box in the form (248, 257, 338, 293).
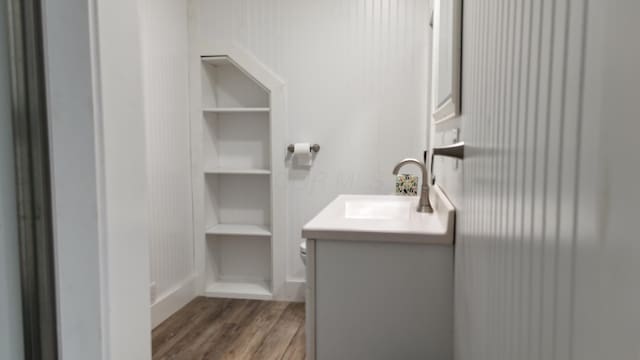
(395, 174, 418, 196)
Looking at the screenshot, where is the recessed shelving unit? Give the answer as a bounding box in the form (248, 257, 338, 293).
(199, 55, 280, 300)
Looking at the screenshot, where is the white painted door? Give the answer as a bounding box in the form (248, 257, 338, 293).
(0, 2, 24, 358)
(431, 0, 640, 359)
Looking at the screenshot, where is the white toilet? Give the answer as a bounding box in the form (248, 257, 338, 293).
(299, 240, 307, 265)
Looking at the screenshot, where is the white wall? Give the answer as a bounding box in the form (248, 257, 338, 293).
(0, 0, 24, 357)
(432, 0, 640, 359)
(139, 0, 196, 325)
(194, 0, 431, 285)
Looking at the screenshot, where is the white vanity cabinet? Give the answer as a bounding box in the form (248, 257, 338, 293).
(302, 188, 456, 360)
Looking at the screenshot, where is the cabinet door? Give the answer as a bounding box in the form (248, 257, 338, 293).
(314, 240, 453, 360)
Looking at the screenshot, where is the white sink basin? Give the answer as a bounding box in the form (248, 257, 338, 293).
(344, 199, 412, 220)
(302, 185, 455, 245)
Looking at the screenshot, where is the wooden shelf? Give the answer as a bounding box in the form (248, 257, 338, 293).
(205, 280, 272, 300)
(204, 168, 271, 175)
(206, 224, 272, 237)
(203, 107, 270, 113)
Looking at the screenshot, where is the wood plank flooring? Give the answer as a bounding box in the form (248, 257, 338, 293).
(152, 297, 306, 360)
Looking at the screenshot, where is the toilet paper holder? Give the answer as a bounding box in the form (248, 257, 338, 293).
(287, 143, 320, 153)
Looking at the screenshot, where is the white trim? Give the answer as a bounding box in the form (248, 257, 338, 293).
(42, 0, 108, 357)
(431, 0, 462, 124)
(93, 0, 151, 358)
(432, 97, 457, 124)
(88, 0, 109, 358)
(187, 0, 206, 300)
(151, 275, 197, 328)
(282, 279, 306, 302)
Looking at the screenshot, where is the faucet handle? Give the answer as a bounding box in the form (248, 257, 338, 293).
(430, 142, 465, 185)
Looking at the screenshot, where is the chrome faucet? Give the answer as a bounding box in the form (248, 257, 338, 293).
(392, 158, 433, 213)
(393, 142, 465, 214)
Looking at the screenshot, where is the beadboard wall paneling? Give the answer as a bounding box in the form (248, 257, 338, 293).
(570, 2, 640, 359)
(195, 0, 431, 283)
(434, 0, 640, 359)
(433, 0, 586, 358)
(140, 0, 195, 309)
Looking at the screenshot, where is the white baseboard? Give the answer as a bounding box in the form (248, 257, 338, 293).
(151, 275, 197, 328)
(278, 279, 305, 302)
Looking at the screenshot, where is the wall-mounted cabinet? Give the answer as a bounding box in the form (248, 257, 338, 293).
(196, 54, 285, 300)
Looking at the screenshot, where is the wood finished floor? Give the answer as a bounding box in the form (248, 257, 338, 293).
(152, 297, 306, 360)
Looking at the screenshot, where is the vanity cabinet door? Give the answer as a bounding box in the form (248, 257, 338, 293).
(313, 239, 453, 360)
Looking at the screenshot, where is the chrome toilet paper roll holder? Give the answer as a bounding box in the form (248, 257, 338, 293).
(287, 144, 321, 153)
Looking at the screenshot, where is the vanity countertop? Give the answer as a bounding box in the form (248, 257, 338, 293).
(302, 185, 455, 245)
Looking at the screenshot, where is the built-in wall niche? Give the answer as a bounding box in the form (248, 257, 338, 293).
(205, 236, 272, 299)
(200, 55, 277, 299)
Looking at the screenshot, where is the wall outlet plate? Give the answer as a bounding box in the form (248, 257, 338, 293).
(452, 128, 460, 143)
